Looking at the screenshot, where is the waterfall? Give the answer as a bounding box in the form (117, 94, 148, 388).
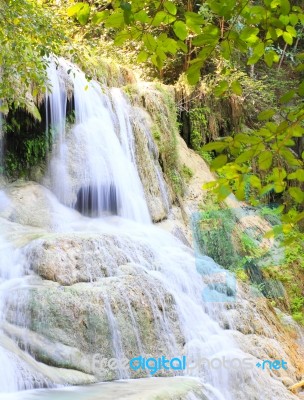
(46, 57, 150, 223)
(0, 57, 299, 400)
(0, 201, 30, 392)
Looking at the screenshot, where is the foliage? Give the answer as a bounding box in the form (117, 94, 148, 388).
(0, 0, 66, 115)
(2, 108, 50, 177)
(263, 242, 304, 324)
(181, 164, 193, 181)
(197, 204, 240, 269)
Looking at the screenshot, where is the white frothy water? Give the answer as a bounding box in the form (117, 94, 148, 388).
(46, 58, 150, 223)
(0, 194, 26, 391)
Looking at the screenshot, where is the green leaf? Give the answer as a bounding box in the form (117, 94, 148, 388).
(247, 53, 260, 65)
(267, 27, 278, 41)
(235, 149, 255, 163)
(249, 175, 261, 190)
(258, 109, 276, 121)
(92, 11, 108, 24)
(164, 1, 177, 15)
(289, 125, 304, 137)
(77, 3, 90, 25)
(211, 154, 228, 170)
(274, 182, 286, 193)
(231, 80, 242, 96)
(271, 0, 281, 9)
(105, 11, 125, 28)
(217, 184, 231, 201)
(264, 51, 275, 67)
(178, 40, 188, 52)
(279, 89, 296, 104)
(120, 2, 131, 11)
(202, 142, 227, 151)
(280, 0, 291, 15)
(288, 170, 304, 182)
(283, 31, 293, 45)
(67, 3, 85, 17)
(173, 21, 188, 40)
(272, 167, 287, 179)
(214, 80, 229, 97)
(185, 11, 205, 27)
(193, 25, 220, 45)
(289, 13, 298, 26)
(220, 40, 231, 60)
(253, 42, 265, 57)
(280, 148, 301, 166)
(152, 11, 169, 25)
(286, 25, 297, 37)
(134, 10, 149, 23)
(258, 150, 273, 170)
(137, 50, 149, 63)
(260, 184, 275, 196)
(186, 63, 201, 85)
(298, 81, 304, 96)
(279, 14, 289, 25)
(197, 45, 215, 61)
(288, 187, 304, 203)
(239, 27, 259, 43)
(151, 54, 163, 69)
(114, 31, 131, 45)
(143, 33, 157, 51)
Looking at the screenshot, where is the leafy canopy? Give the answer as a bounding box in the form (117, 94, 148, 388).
(0, 0, 66, 114)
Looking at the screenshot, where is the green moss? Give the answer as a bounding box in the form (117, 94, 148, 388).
(181, 164, 193, 182)
(137, 83, 185, 198)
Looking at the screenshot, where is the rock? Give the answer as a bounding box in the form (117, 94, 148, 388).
(131, 107, 171, 222)
(0, 181, 53, 229)
(289, 380, 304, 394)
(0, 332, 96, 389)
(5, 271, 185, 381)
(25, 233, 156, 286)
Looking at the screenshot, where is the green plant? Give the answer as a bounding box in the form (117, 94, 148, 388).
(181, 164, 193, 182)
(240, 233, 259, 256)
(152, 126, 161, 141)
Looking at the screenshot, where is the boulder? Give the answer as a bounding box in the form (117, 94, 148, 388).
(25, 233, 156, 286)
(0, 181, 52, 229)
(5, 271, 185, 381)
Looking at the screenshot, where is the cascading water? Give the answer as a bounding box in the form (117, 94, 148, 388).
(0, 57, 300, 400)
(0, 195, 40, 392)
(46, 58, 150, 223)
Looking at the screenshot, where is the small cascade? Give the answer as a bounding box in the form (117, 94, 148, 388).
(103, 294, 129, 379)
(155, 165, 170, 214)
(46, 57, 150, 223)
(0, 209, 28, 391)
